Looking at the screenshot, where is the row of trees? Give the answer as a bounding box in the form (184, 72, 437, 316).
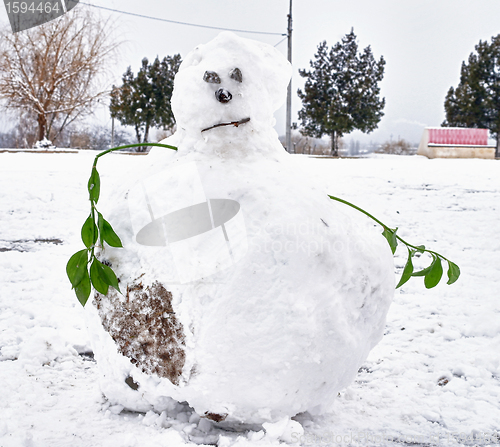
(0, 15, 386, 153)
(0, 12, 387, 152)
(0, 123, 131, 150)
(0, 8, 499, 157)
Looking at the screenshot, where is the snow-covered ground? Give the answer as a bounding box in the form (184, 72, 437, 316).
(0, 151, 499, 446)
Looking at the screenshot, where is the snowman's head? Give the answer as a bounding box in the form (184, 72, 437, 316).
(171, 32, 291, 137)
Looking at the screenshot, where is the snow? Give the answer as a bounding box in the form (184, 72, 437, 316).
(1, 151, 499, 445)
(34, 138, 56, 150)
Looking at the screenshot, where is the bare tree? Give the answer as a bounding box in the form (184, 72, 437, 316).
(0, 7, 119, 144)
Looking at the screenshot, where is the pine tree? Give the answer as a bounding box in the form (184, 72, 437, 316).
(110, 55, 181, 148)
(297, 29, 385, 156)
(443, 35, 500, 158)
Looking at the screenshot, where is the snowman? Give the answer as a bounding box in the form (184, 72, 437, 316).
(86, 32, 394, 425)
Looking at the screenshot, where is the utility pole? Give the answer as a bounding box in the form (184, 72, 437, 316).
(285, 0, 293, 153)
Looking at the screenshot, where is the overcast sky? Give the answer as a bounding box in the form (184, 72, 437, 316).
(2, 0, 500, 145)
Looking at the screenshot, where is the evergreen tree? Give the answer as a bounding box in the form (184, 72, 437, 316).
(297, 30, 385, 156)
(443, 35, 500, 158)
(110, 54, 181, 148)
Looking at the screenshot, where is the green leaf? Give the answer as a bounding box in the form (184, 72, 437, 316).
(382, 227, 398, 254)
(412, 260, 434, 277)
(90, 259, 109, 295)
(415, 245, 426, 253)
(446, 260, 461, 285)
(396, 250, 414, 289)
(90, 259, 121, 295)
(101, 216, 123, 248)
(424, 256, 443, 289)
(101, 262, 121, 293)
(88, 168, 100, 203)
(97, 212, 104, 247)
(66, 249, 89, 288)
(412, 266, 433, 277)
(75, 268, 91, 306)
(81, 215, 98, 249)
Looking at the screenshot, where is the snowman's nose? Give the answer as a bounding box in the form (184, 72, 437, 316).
(215, 88, 232, 104)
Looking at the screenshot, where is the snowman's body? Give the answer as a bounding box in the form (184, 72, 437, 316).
(87, 32, 394, 425)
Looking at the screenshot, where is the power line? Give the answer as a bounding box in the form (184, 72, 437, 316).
(80, 2, 286, 36)
(274, 36, 288, 47)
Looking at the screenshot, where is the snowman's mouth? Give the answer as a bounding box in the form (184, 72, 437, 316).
(201, 117, 250, 133)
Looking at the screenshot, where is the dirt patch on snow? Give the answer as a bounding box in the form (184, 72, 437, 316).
(94, 280, 185, 385)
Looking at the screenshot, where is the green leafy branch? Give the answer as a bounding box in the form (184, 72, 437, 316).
(328, 195, 460, 289)
(66, 143, 177, 306)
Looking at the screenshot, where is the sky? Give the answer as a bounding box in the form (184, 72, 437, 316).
(2, 0, 500, 146)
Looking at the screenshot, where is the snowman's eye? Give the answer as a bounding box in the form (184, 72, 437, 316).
(229, 68, 242, 83)
(203, 71, 221, 84)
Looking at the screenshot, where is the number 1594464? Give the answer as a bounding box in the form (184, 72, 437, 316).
(5, 2, 60, 13)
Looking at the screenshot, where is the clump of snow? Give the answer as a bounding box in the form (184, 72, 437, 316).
(85, 31, 395, 425)
(34, 138, 56, 150)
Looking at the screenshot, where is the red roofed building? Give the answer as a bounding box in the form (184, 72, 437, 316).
(417, 127, 495, 159)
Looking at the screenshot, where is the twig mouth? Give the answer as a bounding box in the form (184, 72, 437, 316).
(201, 117, 250, 132)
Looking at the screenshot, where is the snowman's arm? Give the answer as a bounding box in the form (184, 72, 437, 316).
(327, 194, 460, 289)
